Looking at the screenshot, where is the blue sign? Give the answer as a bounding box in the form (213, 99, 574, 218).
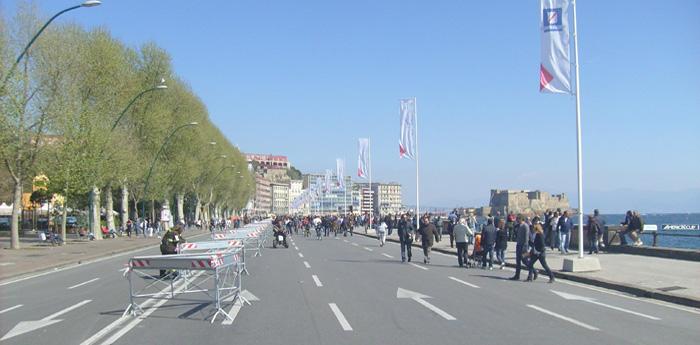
(543, 8, 563, 32)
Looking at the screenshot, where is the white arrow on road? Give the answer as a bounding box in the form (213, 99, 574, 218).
(1, 299, 92, 341)
(396, 288, 456, 320)
(552, 290, 661, 320)
(222, 290, 260, 325)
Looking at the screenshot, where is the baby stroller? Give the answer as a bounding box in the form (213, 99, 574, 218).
(467, 233, 483, 268)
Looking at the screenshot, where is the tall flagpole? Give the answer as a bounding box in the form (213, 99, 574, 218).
(369, 138, 373, 227)
(415, 97, 420, 219)
(572, 0, 584, 259)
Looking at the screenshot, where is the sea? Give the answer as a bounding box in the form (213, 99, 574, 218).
(597, 213, 700, 250)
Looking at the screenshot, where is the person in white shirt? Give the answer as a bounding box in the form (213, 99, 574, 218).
(377, 221, 388, 247)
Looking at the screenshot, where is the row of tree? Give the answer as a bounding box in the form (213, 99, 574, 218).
(1, 3, 254, 248)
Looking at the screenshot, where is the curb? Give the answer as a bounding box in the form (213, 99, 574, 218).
(352, 230, 700, 309)
(0, 231, 212, 284)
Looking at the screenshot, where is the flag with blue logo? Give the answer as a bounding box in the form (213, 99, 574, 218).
(540, 0, 571, 94)
(357, 138, 370, 179)
(399, 98, 417, 159)
(336, 158, 346, 190)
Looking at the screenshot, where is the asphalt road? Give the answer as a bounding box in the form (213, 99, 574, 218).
(1, 230, 699, 345)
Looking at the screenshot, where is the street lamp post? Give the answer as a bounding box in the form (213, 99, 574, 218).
(110, 79, 167, 131)
(1, 1, 101, 92)
(140, 122, 198, 230)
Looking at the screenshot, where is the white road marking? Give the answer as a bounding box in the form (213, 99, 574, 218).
(80, 272, 202, 345)
(312, 275, 323, 287)
(351, 243, 359, 247)
(527, 304, 599, 331)
(2, 300, 92, 341)
(343, 239, 349, 243)
(381, 253, 394, 258)
(298, 253, 304, 258)
(0, 262, 15, 266)
(44, 299, 92, 320)
(67, 278, 100, 290)
(303, 261, 311, 268)
(222, 290, 260, 325)
(396, 288, 456, 320)
(409, 263, 428, 270)
(363, 247, 373, 252)
(0, 304, 23, 315)
(448, 276, 480, 289)
(329, 303, 353, 331)
(552, 290, 660, 320)
(95, 273, 202, 345)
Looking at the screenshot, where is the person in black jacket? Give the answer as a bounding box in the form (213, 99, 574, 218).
(419, 216, 440, 264)
(397, 214, 413, 262)
(481, 218, 497, 269)
(526, 223, 555, 283)
(495, 219, 508, 269)
(159, 225, 184, 278)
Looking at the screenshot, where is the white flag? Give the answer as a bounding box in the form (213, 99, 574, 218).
(336, 158, 346, 190)
(399, 98, 417, 159)
(540, 0, 571, 94)
(357, 138, 369, 179)
(324, 169, 332, 193)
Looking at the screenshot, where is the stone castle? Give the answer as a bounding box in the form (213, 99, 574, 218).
(486, 189, 569, 215)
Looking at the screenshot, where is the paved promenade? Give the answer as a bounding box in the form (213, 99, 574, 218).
(0, 228, 211, 282)
(355, 227, 700, 308)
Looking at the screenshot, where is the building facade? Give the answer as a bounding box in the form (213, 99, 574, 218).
(288, 180, 305, 214)
(271, 182, 290, 216)
(253, 177, 272, 216)
(303, 173, 353, 215)
(376, 183, 403, 216)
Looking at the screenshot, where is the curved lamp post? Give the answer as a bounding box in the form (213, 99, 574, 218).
(1, 1, 101, 92)
(141, 122, 198, 224)
(110, 79, 167, 131)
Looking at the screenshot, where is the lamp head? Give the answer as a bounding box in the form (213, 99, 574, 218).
(189, 122, 199, 126)
(81, 0, 101, 7)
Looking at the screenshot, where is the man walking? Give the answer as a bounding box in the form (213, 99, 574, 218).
(481, 218, 497, 270)
(557, 211, 574, 254)
(453, 218, 472, 267)
(397, 214, 413, 262)
(419, 216, 439, 264)
(510, 215, 531, 281)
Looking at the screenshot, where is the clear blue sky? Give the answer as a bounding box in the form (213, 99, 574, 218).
(7, 0, 700, 213)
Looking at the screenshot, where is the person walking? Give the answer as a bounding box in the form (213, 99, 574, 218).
(557, 211, 574, 254)
(526, 223, 555, 283)
(495, 219, 508, 269)
(509, 215, 530, 281)
(397, 214, 414, 262)
(587, 214, 601, 254)
(419, 216, 439, 264)
(549, 211, 560, 250)
(453, 218, 472, 267)
(377, 221, 387, 247)
(481, 218, 497, 270)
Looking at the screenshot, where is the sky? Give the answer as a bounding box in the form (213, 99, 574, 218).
(4, 0, 699, 213)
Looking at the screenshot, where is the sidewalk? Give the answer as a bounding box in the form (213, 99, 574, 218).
(0, 228, 211, 282)
(354, 227, 700, 308)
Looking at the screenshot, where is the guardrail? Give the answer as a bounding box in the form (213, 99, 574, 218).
(123, 221, 272, 324)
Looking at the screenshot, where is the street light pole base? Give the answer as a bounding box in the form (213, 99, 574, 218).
(562, 256, 601, 272)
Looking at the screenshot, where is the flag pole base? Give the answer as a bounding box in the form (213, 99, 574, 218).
(562, 256, 601, 272)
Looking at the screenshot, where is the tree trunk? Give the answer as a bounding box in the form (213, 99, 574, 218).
(105, 184, 115, 232)
(194, 195, 201, 224)
(91, 186, 102, 240)
(10, 178, 22, 249)
(60, 195, 67, 243)
(176, 192, 185, 224)
(121, 185, 129, 227)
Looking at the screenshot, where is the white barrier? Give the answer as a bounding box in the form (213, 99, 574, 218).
(124, 248, 245, 324)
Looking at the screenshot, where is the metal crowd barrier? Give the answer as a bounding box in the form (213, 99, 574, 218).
(211, 223, 271, 258)
(179, 239, 249, 275)
(124, 248, 246, 324)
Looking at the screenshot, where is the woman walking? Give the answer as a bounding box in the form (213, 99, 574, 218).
(526, 223, 555, 283)
(495, 219, 508, 269)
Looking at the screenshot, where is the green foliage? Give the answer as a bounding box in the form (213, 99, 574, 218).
(0, 3, 253, 218)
